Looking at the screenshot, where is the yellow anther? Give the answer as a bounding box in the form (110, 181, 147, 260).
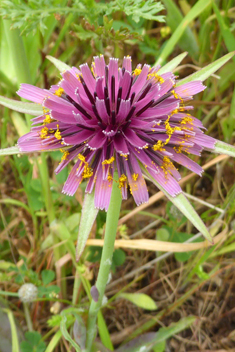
(171, 90, 182, 101)
(102, 156, 115, 165)
(40, 127, 49, 139)
(78, 154, 93, 179)
(153, 140, 165, 151)
(54, 87, 64, 97)
(43, 114, 53, 125)
(161, 156, 175, 178)
(60, 149, 69, 161)
(107, 174, 113, 182)
(82, 166, 93, 179)
(181, 116, 193, 125)
(133, 68, 142, 76)
(54, 125, 62, 140)
(119, 174, 127, 188)
(147, 73, 165, 84)
(132, 173, 138, 181)
(120, 154, 128, 160)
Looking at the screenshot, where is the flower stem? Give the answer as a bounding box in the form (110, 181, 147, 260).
(85, 179, 122, 351)
(23, 303, 33, 331)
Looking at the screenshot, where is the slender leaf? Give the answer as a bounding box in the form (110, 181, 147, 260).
(144, 169, 212, 242)
(162, 0, 198, 58)
(0, 95, 43, 115)
(0, 146, 21, 156)
(2, 309, 20, 352)
(213, 3, 235, 60)
(98, 312, 114, 351)
(76, 191, 99, 261)
(213, 140, 235, 157)
(176, 51, 235, 86)
(158, 52, 188, 74)
(46, 55, 71, 72)
(60, 315, 81, 352)
(155, 0, 211, 65)
(154, 316, 196, 344)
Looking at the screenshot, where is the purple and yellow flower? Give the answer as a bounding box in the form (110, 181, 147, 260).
(17, 56, 215, 211)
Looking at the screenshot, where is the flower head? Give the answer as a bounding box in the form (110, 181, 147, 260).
(17, 56, 215, 210)
(18, 283, 38, 302)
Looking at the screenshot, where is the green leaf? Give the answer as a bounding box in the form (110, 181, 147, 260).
(0, 146, 21, 156)
(213, 3, 235, 61)
(120, 293, 158, 310)
(154, 316, 196, 345)
(112, 249, 126, 267)
(176, 51, 235, 86)
(41, 270, 55, 286)
(97, 312, 114, 351)
(158, 52, 188, 74)
(60, 314, 80, 352)
(213, 140, 235, 157)
(155, 0, 211, 65)
(46, 55, 71, 72)
(76, 191, 99, 261)
(162, 0, 198, 58)
(144, 169, 212, 242)
(1, 309, 20, 352)
(0, 95, 43, 115)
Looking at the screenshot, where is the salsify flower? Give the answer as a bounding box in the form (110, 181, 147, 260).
(17, 56, 216, 211)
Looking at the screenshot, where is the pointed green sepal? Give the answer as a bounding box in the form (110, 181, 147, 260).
(46, 55, 71, 72)
(144, 169, 213, 242)
(0, 95, 43, 115)
(0, 146, 21, 156)
(158, 52, 188, 74)
(76, 191, 99, 261)
(176, 51, 235, 86)
(213, 140, 235, 157)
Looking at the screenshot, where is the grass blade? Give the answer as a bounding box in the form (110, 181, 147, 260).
(155, 0, 211, 65)
(0, 95, 43, 115)
(176, 51, 235, 86)
(46, 55, 71, 72)
(158, 52, 188, 74)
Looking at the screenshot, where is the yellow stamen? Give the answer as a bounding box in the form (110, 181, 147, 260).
(40, 127, 49, 139)
(102, 156, 115, 165)
(43, 114, 53, 124)
(132, 173, 138, 181)
(54, 125, 62, 140)
(119, 174, 127, 189)
(60, 149, 69, 161)
(147, 73, 165, 84)
(133, 68, 142, 76)
(78, 154, 93, 179)
(171, 90, 182, 101)
(54, 87, 64, 97)
(153, 140, 165, 151)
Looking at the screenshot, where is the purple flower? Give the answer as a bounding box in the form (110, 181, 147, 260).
(17, 56, 215, 211)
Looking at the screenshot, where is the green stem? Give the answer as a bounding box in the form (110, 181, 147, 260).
(23, 303, 33, 331)
(85, 180, 122, 351)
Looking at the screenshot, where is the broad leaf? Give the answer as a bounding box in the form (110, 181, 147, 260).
(76, 191, 99, 261)
(176, 51, 235, 86)
(120, 293, 158, 311)
(0, 95, 43, 115)
(46, 55, 71, 72)
(158, 52, 188, 74)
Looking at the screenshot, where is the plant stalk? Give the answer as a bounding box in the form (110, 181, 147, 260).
(85, 179, 122, 351)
